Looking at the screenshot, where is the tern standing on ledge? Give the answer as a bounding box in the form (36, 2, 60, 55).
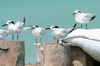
(31, 25, 46, 43)
(72, 10, 96, 29)
(45, 23, 77, 44)
(2, 17, 30, 40)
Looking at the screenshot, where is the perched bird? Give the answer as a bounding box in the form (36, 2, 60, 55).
(31, 25, 46, 43)
(0, 29, 10, 40)
(2, 17, 30, 40)
(45, 23, 77, 44)
(72, 10, 96, 29)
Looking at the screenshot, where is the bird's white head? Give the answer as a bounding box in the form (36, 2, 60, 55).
(32, 25, 39, 29)
(2, 20, 15, 27)
(72, 10, 81, 15)
(6, 20, 15, 24)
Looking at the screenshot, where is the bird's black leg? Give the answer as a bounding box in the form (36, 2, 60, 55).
(36, 38, 37, 43)
(81, 24, 82, 29)
(17, 34, 19, 40)
(40, 38, 42, 43)
(57, 40, 59, 45)
(12, 34, 14, 41)
(86, 24, 87, 29)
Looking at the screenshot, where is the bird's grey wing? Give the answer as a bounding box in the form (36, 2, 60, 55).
(40, 29, 45, 36)
(84, 13, 96, 21)
(15, 21, 23, 29)
(15, 21, 22, 26)
(23, 26, 31, 31)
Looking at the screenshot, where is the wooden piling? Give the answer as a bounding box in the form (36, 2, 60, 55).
(43, 43, 70, 66)
(0, 41, 25, 66)
(34, 43, 44, 66)
(43, 43, 95, 66)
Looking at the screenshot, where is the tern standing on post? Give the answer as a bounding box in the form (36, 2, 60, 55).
(45, 24, 77, 44)
(31, 25, 46, 43)
(2, 17, 29, 40)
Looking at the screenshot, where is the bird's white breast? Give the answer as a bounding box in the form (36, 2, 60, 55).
(52, 29, 67, 40)
(75, 13, 91, 23)
(32, 28, 45, 37)
(8, 23, 23, 34)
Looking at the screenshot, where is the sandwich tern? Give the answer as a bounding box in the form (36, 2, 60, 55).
(31, 25, 46, 43)
(2, 17, 30, 40)
(72, 10, 96, 29)
(45, 23, 77, 44)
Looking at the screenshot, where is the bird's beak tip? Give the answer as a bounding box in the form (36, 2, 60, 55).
(2, 24, 7, 27)
(72, 13, 75, 15)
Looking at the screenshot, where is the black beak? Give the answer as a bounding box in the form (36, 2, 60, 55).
(72, 13, 76, 15)
(2, 24, 7, 27)
(45, 28, 50, 30)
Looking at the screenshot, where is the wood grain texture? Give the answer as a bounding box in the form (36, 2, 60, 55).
(43, 43, 70, 66)
(0, 41, 25, 66)
(43, 43, 95, 66)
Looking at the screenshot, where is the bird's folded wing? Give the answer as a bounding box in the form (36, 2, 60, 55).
(15, 21, 23, 27)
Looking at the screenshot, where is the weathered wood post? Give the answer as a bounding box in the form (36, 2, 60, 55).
(34, 43, 44, 66)
(0, 41, 25, 66)
(43, 43, 95, 66)
(43, 43, 71, 66)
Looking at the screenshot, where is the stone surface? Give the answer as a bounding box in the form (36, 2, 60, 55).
(34, 43, 44, 66)
(0, 41, 25, 66)
(43, 43, 96, 66)
(43, 43, 70, 66)
(25, 63, 37, 66)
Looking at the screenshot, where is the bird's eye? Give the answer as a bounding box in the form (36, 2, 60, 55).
(78, 11, 81, 13)
(52, 27, 55, 28)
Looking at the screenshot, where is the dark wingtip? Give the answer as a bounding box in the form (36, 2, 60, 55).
(23, 17, 25, 22)
(73, 23, 77, 27)
(23, 17, 26, 25)
(69, 23, 77, 33)
(90, 16, 96, 21)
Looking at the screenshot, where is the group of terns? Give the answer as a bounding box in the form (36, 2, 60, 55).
(0, 10, 96, 44)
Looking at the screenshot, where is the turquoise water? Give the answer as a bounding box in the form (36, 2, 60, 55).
(0, 0, 100, 64)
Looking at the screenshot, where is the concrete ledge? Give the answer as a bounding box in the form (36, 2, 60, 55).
(43, 43, 95, 66)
